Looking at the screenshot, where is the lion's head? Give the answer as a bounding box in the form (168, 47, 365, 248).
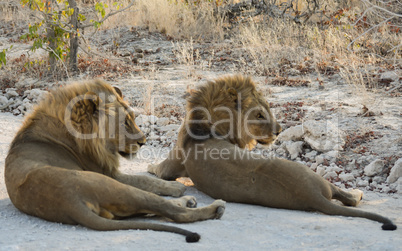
(183, 75, 281, 149)
(22, 80, 145, 175)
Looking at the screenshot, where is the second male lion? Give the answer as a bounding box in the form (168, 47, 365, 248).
(5, 80, 225, 243)
(149, 75, 397, 231)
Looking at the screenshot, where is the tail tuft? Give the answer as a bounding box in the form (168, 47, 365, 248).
(185, 232, 201, 243)
(382, 223, 397, 231)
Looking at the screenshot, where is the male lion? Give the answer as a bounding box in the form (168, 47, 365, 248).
(4, 80, 225, 243)
(148, 75, 397, 230)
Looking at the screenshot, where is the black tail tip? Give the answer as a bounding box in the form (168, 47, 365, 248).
(382, 223, 397, 231)
(186, 232, 201, 243)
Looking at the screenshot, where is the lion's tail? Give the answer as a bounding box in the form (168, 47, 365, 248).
(315, 197, 397, 231)
(73, 205, 200, 243)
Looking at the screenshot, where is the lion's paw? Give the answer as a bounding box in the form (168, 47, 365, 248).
(212, 200, 226, 219)
(184, 196, 197, 208)
(171, 196, 197, 208)
(350, 189, 364, 203)
(167, 181, 186, 197)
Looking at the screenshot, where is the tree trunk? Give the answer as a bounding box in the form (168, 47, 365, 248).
(68, 0, 79, 72)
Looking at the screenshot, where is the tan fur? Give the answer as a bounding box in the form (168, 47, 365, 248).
(149, 75, 396, 231)
(5, 80, 225, 243)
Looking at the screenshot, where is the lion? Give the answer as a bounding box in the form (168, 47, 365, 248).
(148, 75, 397, 231)
(4, 80, 226, 243)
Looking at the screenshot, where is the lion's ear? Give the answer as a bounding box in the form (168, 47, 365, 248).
(113, 86, 123, 98)
(83, 92, 102, 114)
(226, 87, 238, 102)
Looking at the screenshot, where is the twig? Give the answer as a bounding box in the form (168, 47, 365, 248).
(41, 46, 70, 79)
(79, 0, 136, 29)
(347, 16, 393, 52)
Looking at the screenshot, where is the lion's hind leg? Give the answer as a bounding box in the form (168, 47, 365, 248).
(331, 185, 363, 207)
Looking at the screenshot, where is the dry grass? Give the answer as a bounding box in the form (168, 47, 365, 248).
(1, 0, 400, 89)
(102, 0, 225, 40)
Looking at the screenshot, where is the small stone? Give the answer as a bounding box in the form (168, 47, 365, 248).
(148, 115, 158, 125)
(303, 120, 345, 152)
(6, 89, 19, 98)
(364, 159, 385, 177)
(278, 125, 304, 142)
(310, 163, 318, 171)
(325, 150, 339, 159)
(315, 155, 324, 165)
(326, 164, 342, 173)
(135, 114, 148, 127)
(12, 109, 21, 115)
(0, 95, 8, 106)
(316, 165, 326, 177)
(380, 71, 399, 81)
(304, 150, 318, 159)
(357, 179, 369, 187)
(156, 117, 169, 127)
(387, 158, 402, 184)
(285, 141, 304, 160)
(373, 176, 385, 184)
(323, 171, 338, 180)
(339, 172, 355, 182)
(158, 124, 180, 132)
(166, 131, 175, 137)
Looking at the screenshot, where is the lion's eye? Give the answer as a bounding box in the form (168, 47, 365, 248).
(257, 113, 265, 119)
(124, 120, 130, 127)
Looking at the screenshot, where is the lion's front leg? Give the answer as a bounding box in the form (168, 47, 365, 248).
(147, 147, 188, 180)
(115, 172, 186, 197)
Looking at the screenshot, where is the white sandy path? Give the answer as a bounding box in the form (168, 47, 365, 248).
(0, 112, 401, 250)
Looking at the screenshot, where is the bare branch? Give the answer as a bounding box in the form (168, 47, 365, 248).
(79, 0, 136, 29)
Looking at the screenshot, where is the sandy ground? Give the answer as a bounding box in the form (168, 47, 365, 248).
(0, 112, 401, 251)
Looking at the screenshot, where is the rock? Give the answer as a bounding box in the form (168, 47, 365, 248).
(310, 163, 318, 171)
(380, 71, 399, 82)
(0, 95, 8, 106)
(166, 130, 176, 137)
(315, 155, 324, 165)
(156, 117, 169, 127)
(326, 164, 342, 173)
(25, 89, 46, 102)
(15, 78, 36, 89)
(316, 165, 326, 177)
(148, 115, 158, 125)
(323, 171, 338, 180)
(303, 120, 345, 152)
(373, 176, 385, 184)
(325, 150, 339, 159)
(278, 125, 303, 142)
(284, 141, 304, 159)
(387, 158, 402, 183)
(339, 172, 355, 182)
(135, 114, 149, 127)
(12, 109, 21, 116)
(304, 150, 317, 160)
(356, 179, 369, 187)
(158, 124, 180, 132)
(148, 132, 159, 140)
(6, 89, 19, 99)
(364, 159, 385, 177)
